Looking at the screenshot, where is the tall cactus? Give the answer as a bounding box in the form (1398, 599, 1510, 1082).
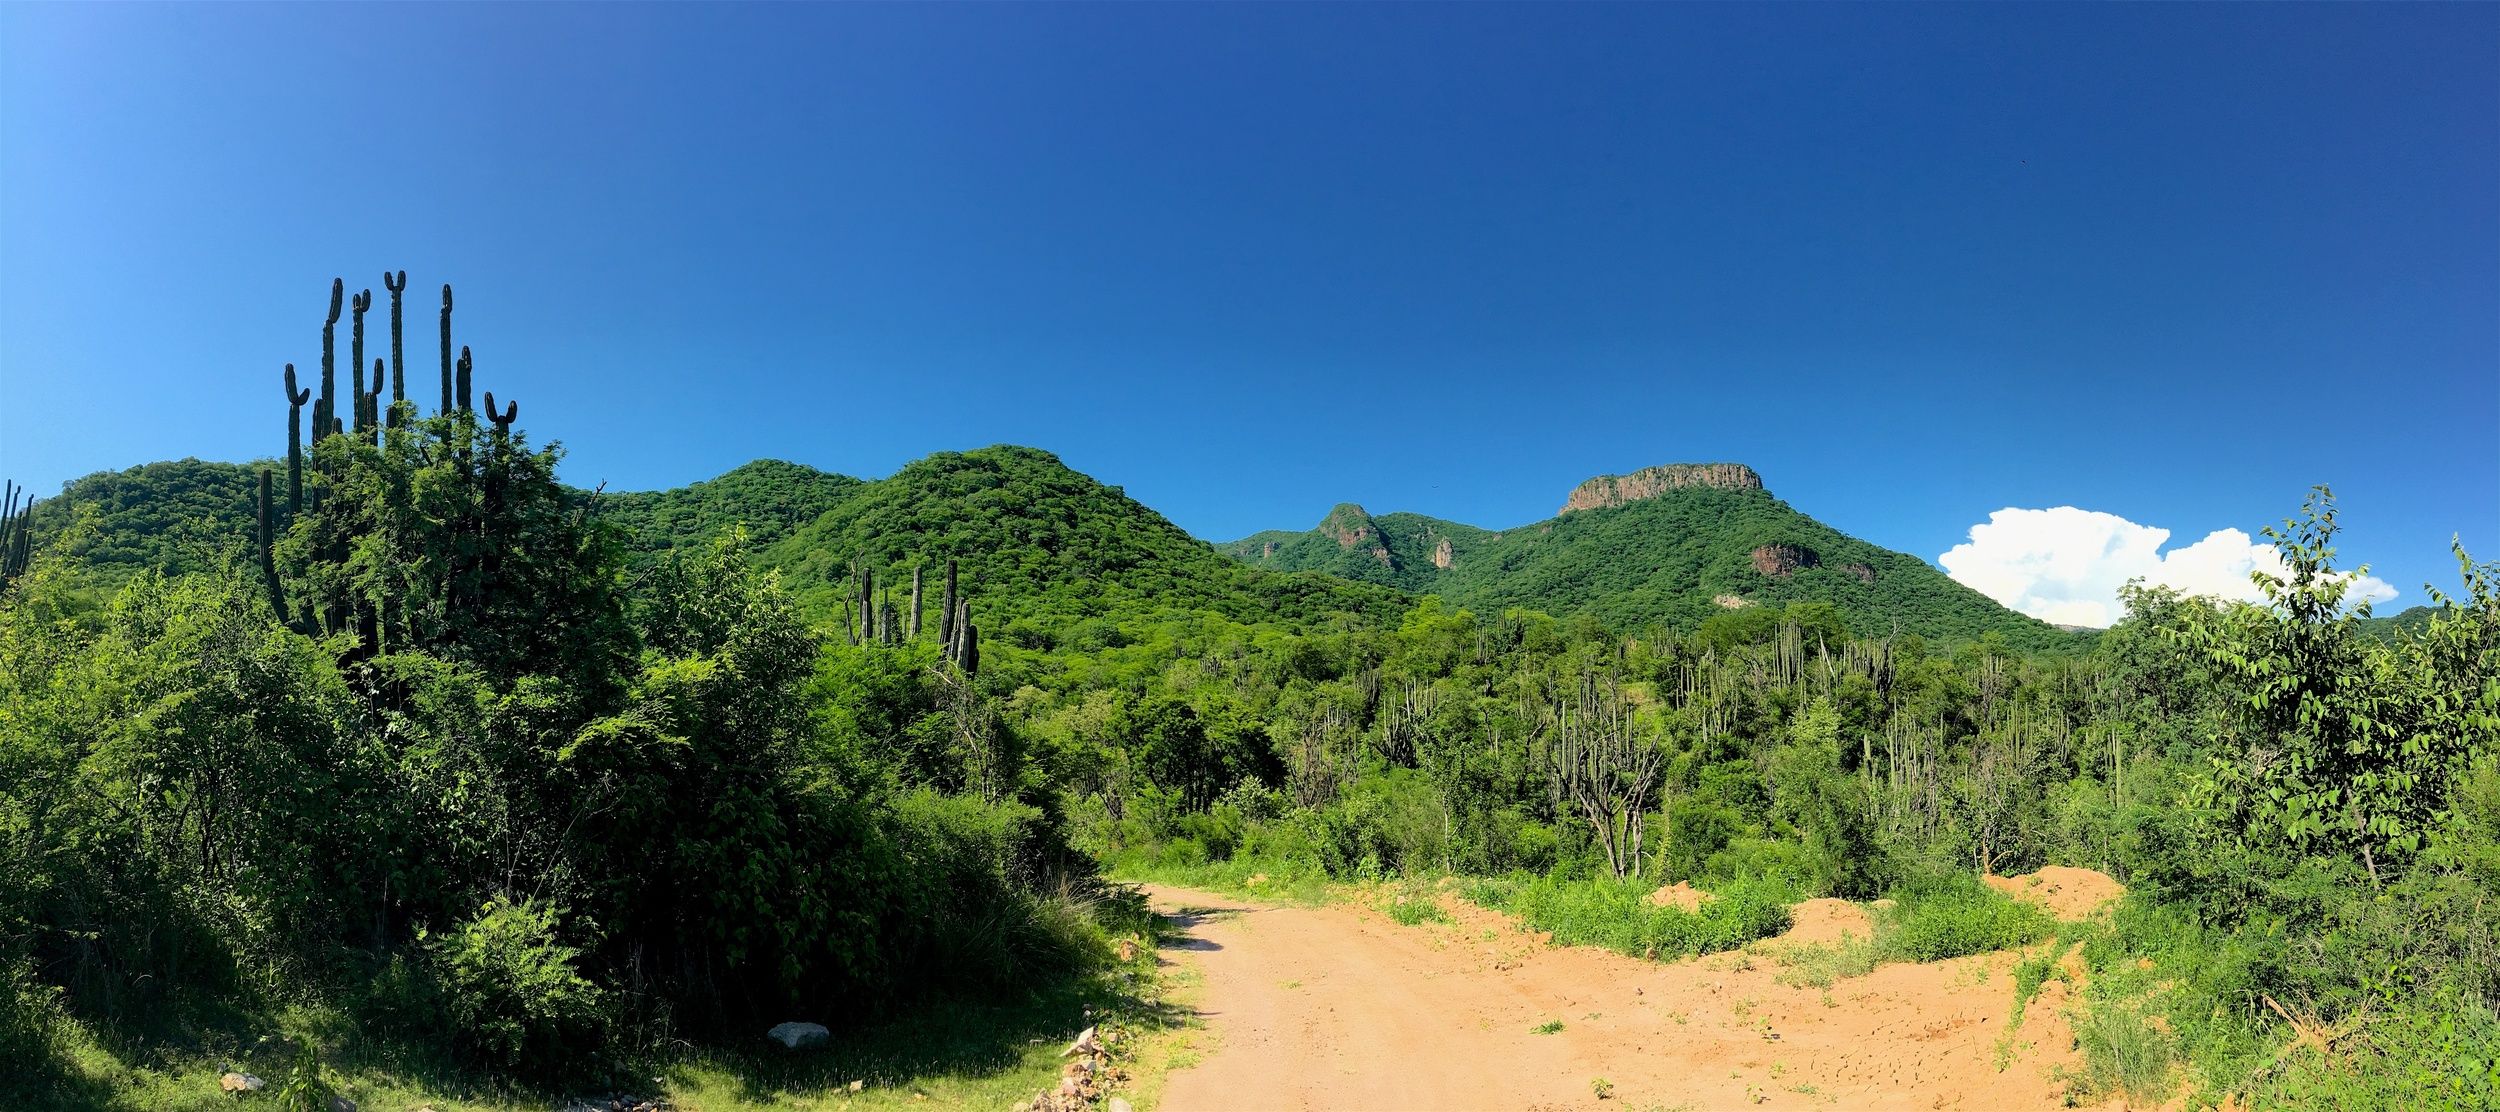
(909, 565, 923, 640)
(483, 390, 518, 435)
(282, 363, 310, 511)
(366, 359, 388, 444)
(438, 284, 455, 415)
(256, 469, 290, 622)
(0, 480, 36, 594)
(350, 288, 372, 433)
(455, 345, 474, 412)
(383, 270, 407, 423)
(938, 557, 959, 651)
(320, 278, 342, 440)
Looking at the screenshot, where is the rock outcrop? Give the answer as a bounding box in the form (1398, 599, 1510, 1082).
(1318, 504, 1394, 567)
(1750, 543, 1819, 578)
(1560, 463, 1763, 514)
(1430, 536, 1454, 570)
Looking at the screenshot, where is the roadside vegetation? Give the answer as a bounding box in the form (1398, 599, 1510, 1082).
(5, 279, 2493, 1109)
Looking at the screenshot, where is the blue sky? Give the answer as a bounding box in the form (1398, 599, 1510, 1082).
(3, 3, 2493, 616)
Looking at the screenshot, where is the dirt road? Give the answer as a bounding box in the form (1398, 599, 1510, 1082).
(1146, 884, 2105, 1112)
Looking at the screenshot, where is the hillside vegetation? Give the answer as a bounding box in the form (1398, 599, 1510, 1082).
(1223, 472, 2080, 652)
(3, 277, 2493, 1112)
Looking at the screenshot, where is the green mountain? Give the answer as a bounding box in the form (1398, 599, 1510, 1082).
(1221, 463, 2076, 650)
(599, 458, 863, 559)
(740, 446, 1410, 639)
(23, 446, 1408, 642)
(20, 458, 262, 583)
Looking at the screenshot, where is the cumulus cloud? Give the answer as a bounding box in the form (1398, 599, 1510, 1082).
(1938, 507, 2398, 629)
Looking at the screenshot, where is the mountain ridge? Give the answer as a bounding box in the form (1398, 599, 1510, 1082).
(1221, 462, 2079, 650)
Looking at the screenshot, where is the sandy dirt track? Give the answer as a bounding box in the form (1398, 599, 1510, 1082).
(1147, 884, 2109, 1112)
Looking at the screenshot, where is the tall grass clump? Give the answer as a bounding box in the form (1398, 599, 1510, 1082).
(1475, 875, 1792, 959)
(1876, 876, 2051, 962)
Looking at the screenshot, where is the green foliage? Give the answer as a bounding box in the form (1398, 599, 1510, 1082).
(1226, 480, 2078, 650)
(1472, 875, 1794, 960)
(1873, 878, 2050, 962)
(423, 898, 607, 1071)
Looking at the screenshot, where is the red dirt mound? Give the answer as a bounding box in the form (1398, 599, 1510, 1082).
(1985, 866, 2125, 921)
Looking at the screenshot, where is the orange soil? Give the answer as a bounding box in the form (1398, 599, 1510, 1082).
(1646, 881, 1713, 911)
(1148, 884, 2118, 1112)
(1986, 866, 2127, 921)
(1776, 897, 1875, 946)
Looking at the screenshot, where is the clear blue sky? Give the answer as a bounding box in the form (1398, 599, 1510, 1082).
(3, 3, 2493, 609)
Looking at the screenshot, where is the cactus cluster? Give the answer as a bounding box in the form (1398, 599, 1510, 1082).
(0, 480, 37, 593)
(253, 271, 523, 639)
(844, 556, 975, 673)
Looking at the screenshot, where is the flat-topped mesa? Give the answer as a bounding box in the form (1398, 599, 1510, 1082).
(1560, 463, 1764, 514)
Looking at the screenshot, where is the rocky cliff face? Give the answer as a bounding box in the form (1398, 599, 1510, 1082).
(1560, 463, 1764, 514)
(1751, 543, 1819, 578)
(1319, 504, 1394, 567)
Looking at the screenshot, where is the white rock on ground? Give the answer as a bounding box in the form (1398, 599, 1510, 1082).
(766, 1021, 830, 1050)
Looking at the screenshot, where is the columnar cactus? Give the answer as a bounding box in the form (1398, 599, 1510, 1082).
(939, 558, 959, 650)
(439, 284, 455, 414)
(483, 390, 518, 435)
(256, 468, 290, 621)
(0, 480, 36, 593)
(282, 363, 310, 511)
(320, 278, 342, 440)
(383, 270, 407, 422)
(909, 565, 923, 640)
(350, 289, 372, 433)
(455, 345, 474, 413)
(367, 359, 389, 444)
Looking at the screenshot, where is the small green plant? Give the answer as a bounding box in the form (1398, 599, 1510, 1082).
(1592, 1076, 1616, 1100)
(1386, 895, 1449, 926)
(270, 1040, 332, 1112)
(424, 898, 606, 1071)
(1533, 1018, 1566, 1035)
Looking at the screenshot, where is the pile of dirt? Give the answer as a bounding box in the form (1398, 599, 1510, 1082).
(1985, 866, 2125, 921)
(1778, 897, 1873, 945)
(1648, 881, 1714, 911)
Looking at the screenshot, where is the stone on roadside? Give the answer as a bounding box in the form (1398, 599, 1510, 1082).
(220, 1072, 265, 1093)
(1109, 1099, 1136, 1112)
(766, 1021, 830, 1050)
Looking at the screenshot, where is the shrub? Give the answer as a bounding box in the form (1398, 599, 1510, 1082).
(425, 899, 606, 1072)
(1876, 878, 2050, 962)
(1487, 875, 1792, 960)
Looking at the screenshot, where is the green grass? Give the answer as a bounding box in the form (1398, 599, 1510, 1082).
(1877, 879, 2052, 962)
(1768, 880, 2056, 989)
(1104, 850, 1336, 905)
(1532, 1019, 1566, 1035)
(1464, 874, 1794, 961)
(7, 895, 1185, 1112)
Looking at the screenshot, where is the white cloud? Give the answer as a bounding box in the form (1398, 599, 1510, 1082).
(1938, 507, 2398, 629)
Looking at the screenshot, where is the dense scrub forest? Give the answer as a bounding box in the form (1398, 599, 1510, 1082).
(1221, 466, 2083, 652)
(4, 279, 2496, 1110)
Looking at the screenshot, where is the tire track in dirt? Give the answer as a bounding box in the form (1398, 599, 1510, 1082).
(1147, 884, 2115, 1112)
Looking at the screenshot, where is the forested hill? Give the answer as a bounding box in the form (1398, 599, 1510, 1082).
(1222, 464, 2078, 651)
(22, 446, 1410, 638)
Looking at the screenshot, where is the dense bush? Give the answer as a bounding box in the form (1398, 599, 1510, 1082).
(424, 899, 607, 1071)
(1873, 878, 2049, 962)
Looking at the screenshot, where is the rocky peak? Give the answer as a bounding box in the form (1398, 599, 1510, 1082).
(1318, 503, 1377, 549)
(1560, 463, 1763, 514)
